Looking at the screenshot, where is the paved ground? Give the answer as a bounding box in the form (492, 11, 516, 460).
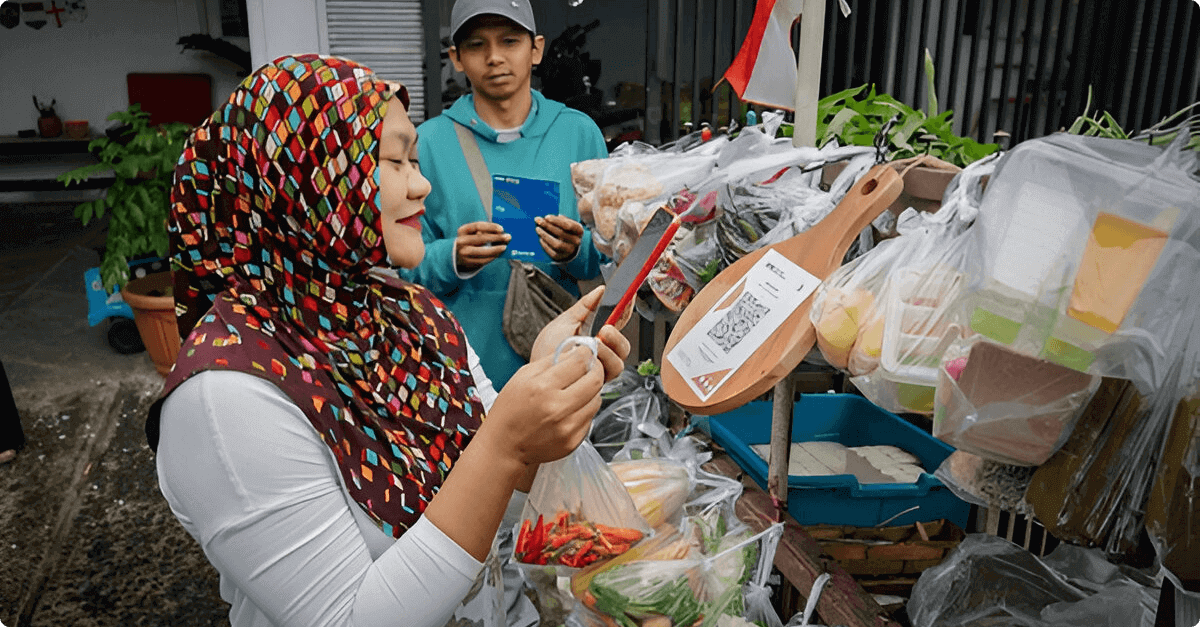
(0, 202, 229, 626)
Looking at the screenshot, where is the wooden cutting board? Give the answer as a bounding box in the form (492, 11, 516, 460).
(662, 164, 903, 414)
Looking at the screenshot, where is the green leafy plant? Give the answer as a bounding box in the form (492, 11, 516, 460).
(812, 50, 999, 167)
(1067, 87, 1200, 152)
(58, 103, 192, 291)
(815, 83, 999, 167)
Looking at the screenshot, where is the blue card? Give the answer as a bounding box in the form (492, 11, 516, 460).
(491, 175, 560, 263)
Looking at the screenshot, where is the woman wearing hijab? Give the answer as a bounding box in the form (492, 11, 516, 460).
(150, 54, 629, 627)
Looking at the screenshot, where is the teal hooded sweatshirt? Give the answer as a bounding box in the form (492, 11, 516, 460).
(403, 91, 608, 389)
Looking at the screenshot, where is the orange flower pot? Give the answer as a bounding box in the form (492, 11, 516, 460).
(120, 271, 181, 377)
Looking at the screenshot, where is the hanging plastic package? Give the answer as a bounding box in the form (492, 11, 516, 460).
(571, 129, 726, 262)
(608, 432, 745, 531)
(955, 132, 1200, 394)
(932, 338, 1101, 466)
(515, 339, 655, 622)
(809, 156, 996, 414)
(644, 120, 876, 313)
(957, 131, 1200, 555)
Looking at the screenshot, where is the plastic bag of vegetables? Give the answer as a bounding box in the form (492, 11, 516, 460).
(516, 440, 654, 626)
(518, 440, 651, 568)
(591, 361, 671, 462)
(610, 433, 743, 530)
(568, 504, 785, 627)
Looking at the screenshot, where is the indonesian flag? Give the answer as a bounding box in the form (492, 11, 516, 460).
(719, 0, 805, 110)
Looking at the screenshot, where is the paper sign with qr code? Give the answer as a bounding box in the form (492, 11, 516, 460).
(666, 249, 821, 401)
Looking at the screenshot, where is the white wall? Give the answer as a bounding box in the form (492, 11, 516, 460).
(0, 0, 246, 136)
(246, 0, 321, 70)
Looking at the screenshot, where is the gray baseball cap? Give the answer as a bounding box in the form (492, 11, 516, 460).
(450, 0, 536, 42)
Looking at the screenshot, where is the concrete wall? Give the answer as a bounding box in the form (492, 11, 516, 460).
(0, 0, 246, 136)
(246, 0, 321, 70)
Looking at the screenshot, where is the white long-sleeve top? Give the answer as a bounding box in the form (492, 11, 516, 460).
(155, 341, 528, 627)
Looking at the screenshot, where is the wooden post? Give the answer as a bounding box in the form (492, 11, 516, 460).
(792, 0, 827, 148)
(773, 0, 826, 516)
(768, 373, 796, 516)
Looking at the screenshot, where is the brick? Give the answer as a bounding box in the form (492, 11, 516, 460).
(821, 543, 868, 561)
(806, 527, 846, 540)
(842, 559, 906, 577)
(902, 559, 945, 574)
(868, 543, 946, 561)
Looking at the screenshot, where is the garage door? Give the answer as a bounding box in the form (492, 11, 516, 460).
(322, 0, 427, 122)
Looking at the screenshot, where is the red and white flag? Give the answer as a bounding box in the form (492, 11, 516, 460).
(719, 0, 805, 110)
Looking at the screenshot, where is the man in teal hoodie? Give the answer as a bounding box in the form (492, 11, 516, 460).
(405, 0, 607, 389)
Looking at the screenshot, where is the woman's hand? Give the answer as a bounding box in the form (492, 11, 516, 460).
(477, 345, 605, 466)
(530, 286, 631, 382)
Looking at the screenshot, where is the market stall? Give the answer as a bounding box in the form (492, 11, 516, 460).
(517, 1, 1200, 624)
(551, 95, 1200, 627)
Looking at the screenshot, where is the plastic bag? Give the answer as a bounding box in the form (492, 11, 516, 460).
(907, 533, 1158, 627)
(715, 167, 838, 266)
(569, 504, 785, 627)
(1026, 298, 1200, 557)
(933, 450, 1036, 514)
(610, 433, 745, 530)
(1144, 382, 1200, 586)
(809, 237, 900, 372)
(808, 155, 996, 414)
(642, 132, 875, 313)
(610, 458, 692, 530)
(591, 365, 671, 462)
(958, 132, 1200, 395)
(518, 441, 651, 568)
(933, 338, 1101, 466)
(571, 134, 726, 263)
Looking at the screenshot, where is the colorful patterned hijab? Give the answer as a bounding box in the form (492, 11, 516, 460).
(158, 54, 487, 538)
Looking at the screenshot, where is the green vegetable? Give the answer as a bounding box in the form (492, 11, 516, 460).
(697, 258, 722, 285)
(590, 562, 704, 627)
(636, 359, 661, 376)
(709, 530, 758, 590)
(805, 51, 1001, 168)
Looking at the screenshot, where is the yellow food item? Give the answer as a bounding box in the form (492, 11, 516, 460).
(848, 311, 884, 376)
(610, 459, 691, 529)
(815, 288, 875, 369)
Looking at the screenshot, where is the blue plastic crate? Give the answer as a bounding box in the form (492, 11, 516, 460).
(708, 394, 970, 528)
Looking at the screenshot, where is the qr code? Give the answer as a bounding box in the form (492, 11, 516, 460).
(707, 292, 770, 353)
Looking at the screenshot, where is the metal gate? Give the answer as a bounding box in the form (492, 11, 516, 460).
(649, 0, 1200, 145)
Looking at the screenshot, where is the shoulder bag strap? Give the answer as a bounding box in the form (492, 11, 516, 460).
(453, 121, 492, 220)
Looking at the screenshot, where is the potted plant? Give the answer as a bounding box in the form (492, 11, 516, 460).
(34, 96, 62, 138)
(58, 103, 193, 376)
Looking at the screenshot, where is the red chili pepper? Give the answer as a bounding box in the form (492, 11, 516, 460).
(554, 510, 570, 530)
(527, 515, 546, 556)
(550, 533, 574, 549)
(575, 540, 594, 560)
(595, 524, 643, 543)
(516, 519, 531, 555)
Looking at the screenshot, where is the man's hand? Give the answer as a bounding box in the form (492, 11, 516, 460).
(535, 215, 584, 262)
(455, 222, 510, 273)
